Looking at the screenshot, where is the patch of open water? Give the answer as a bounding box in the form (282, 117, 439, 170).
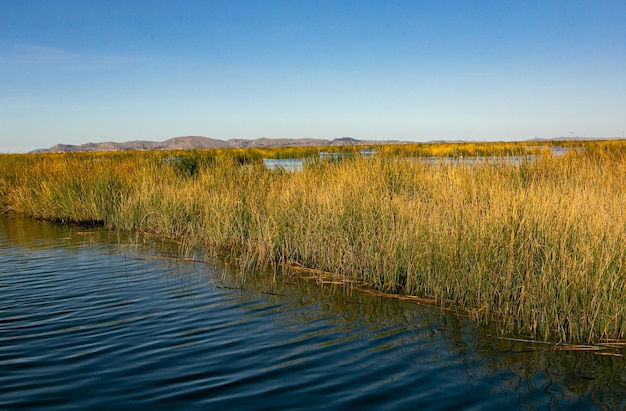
(0, 215, 624, 410)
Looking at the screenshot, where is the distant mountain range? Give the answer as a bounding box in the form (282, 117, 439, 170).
(33, 136, 407, 153)
(32, 135, 614, 154)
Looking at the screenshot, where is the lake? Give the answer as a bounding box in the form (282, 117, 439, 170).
(1, 215, 624, 410)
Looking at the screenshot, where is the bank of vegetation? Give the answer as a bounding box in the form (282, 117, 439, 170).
(1, 140, 625, 344)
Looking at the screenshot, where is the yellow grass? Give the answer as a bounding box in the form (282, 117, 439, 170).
(1, 141, 625, 343)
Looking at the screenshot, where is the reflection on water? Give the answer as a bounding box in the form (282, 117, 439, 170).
(0, 214, 624, 410)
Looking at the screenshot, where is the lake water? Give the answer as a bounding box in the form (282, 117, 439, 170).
(263, 158, 304, 172)
(262, 147, 584, 171)
(1, 215, 625, 410)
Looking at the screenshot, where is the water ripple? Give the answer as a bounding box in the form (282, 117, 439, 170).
(1, 216, 625, 410)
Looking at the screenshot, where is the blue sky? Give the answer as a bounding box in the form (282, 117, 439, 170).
(1, 0, 625, 152)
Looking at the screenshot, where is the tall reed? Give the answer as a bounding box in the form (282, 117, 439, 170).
(1, 142, 625, 343)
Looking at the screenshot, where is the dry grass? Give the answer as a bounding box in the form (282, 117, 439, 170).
(1, 141, 625, 343)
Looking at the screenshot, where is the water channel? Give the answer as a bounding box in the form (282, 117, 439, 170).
(1, 215, 624, 410)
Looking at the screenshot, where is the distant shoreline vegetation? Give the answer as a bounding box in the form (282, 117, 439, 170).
(1, 140, 625, 344)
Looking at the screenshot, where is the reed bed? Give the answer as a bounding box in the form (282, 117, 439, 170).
(1, 141, 625, 344)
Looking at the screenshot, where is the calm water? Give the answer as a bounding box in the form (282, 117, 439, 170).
(263, 158, 304, 172)
(1, 215, 625, 410)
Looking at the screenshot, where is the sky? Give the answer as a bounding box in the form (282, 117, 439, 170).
(1, 0, 625, 152)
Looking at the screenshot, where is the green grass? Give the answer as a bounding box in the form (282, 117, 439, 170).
(1, 141, 625, 343)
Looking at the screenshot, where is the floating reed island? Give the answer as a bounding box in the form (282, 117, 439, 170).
(1, 140, 625, 344)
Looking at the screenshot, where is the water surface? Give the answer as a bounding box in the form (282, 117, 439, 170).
(1, 215, 624, 410)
